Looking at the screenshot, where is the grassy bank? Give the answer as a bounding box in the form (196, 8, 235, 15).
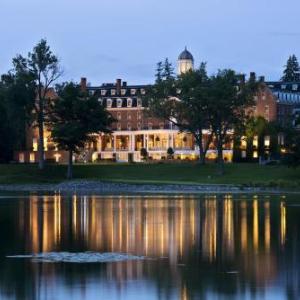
(0, 163, 300, 188)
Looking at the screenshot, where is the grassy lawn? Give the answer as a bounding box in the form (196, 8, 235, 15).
(0, 162, 300, 187)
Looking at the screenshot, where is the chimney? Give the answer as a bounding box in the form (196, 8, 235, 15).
(116, 79, 121, 95)
(259, 76, 265, 83)
(80, 77, 87, 91)
(122, 81, 127, 87)
(249, 72, 256, 82)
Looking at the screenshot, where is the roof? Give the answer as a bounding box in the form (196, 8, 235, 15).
(178, 47, 194, 61)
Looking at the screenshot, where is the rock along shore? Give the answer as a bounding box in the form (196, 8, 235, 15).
(0, 180, 295, 194)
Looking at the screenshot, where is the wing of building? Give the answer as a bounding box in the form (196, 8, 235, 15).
(15, 49, 300, 164)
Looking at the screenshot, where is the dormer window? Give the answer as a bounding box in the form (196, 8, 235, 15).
(281, 85, 286, 90)
(127, 98, 132, 107)
(111, 89, 116, 96)
(101, 90, 106, 96)
(117, 98, 122, 108)
(141, 89, 146, 95)
(107, 99, 112, 108)
(121, 89, 127, 96)
(130, 89, 136, 95)
(292, 84, 298, 91)
(98, 98, 103, 105)
(137, 98, 142, 107)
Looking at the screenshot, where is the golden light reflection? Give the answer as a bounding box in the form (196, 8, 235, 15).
(280, 202, 286, 247)
(253, 199, 259, 252)
(240, 201, 247, 252)
(264, 201, 270, 252)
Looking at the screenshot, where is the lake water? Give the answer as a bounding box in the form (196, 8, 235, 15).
(0, 193, 298, 300)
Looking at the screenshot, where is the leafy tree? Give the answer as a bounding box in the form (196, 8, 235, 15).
(49, 82, 114, 179)
(209, 70, 257, 173)
(147, 63, 213, 164)
(281, 55, 300, 82)
(0, 59, 36, 161)
(15, 39, 62, 169)
(167, 147, 174, 159)
(140, 148, 148, 161)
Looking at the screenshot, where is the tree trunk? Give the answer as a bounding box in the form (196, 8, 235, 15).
(217, 139, 224, 175)
(198, 142, 206, 165)
(67, 150, 73, 179)
(38, 109, 45, 170)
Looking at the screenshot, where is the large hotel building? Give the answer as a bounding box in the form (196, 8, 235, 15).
(17, 49, 300, 164)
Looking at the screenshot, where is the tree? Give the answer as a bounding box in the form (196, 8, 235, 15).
(147, 62, 214, 164)
(15, 39, 62, 169)
(281, 55, 300, 82)
(209, 70, 257, 173)
(49, 82, 115, 179)
(167, 147, 174, 159)
(0, 59, 36, 162)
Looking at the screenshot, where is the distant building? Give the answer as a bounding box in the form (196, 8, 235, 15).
(16, 49, 298, 164)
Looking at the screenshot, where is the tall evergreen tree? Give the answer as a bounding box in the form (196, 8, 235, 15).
(281, 55, 300, 82)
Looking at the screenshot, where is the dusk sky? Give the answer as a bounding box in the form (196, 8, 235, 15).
(1, 0, 299, 85)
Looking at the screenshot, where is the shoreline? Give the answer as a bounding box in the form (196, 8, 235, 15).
(0, 180, 298, 195)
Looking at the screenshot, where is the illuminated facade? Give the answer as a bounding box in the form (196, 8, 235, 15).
(16, 49, 283, 163)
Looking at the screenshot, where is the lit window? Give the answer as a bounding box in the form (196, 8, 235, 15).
(107, 99, 112, 108)
(44, 138, 48, 151)
(140, 89, 146, 95)
(117, 98, 122, 108)
(264, 136, 270, 147)
(131, 89, 136, 95)
(30, 153, 35, 163)
(127, 98, 132, 107)
(101, 90, 106, 96)
(253, 136, 258, 148)
(33, 138, 38, 151)
(137, 98, 142, 107)
(253, 151, 258, 158)
(19, 153, 25, 163)
(241, 138, 247, 148)
(111, 89, 116, 96)
(121, 89, 127, 96)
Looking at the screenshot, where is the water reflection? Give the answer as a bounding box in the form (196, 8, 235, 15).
(0, 194, 298, 299)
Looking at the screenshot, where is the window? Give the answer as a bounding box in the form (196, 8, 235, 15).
(148, 123, 153, 129)
(264, 136, 270, 147)
(117, 98, 122, 108)
(121, 89, 127, 95)
(101, 90, 106, 96)
(117, 112, 121, 120)
(253, 151, 258, 158)
(127, 123, 132, 130)
(137, 112, 142, 120)
(107, 99, 112, 108)
(254, 95, 258, 101)
(111, 89, 116, 96)
(253, 136, 258, 148)
(262, 94, 266, 101)
(98, 98, 103, 105)
(137, 98, 142, 107)
(127, 98, 132, 107)
(127, 113, 132, 120)
(117, 123, 121, 131)
(159, 122, 164, 129)
(33, 138, 38, 151)
(292, 84, 298, 91)
(89, 90, 94, 96)
(140, 88, 146, 95)
(19, 153, 25, 163)
(130, 89, 136, 95)
(30, 153, 35, 163)
(137, 122, 142, 130)
(281, 85, 286, 90)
